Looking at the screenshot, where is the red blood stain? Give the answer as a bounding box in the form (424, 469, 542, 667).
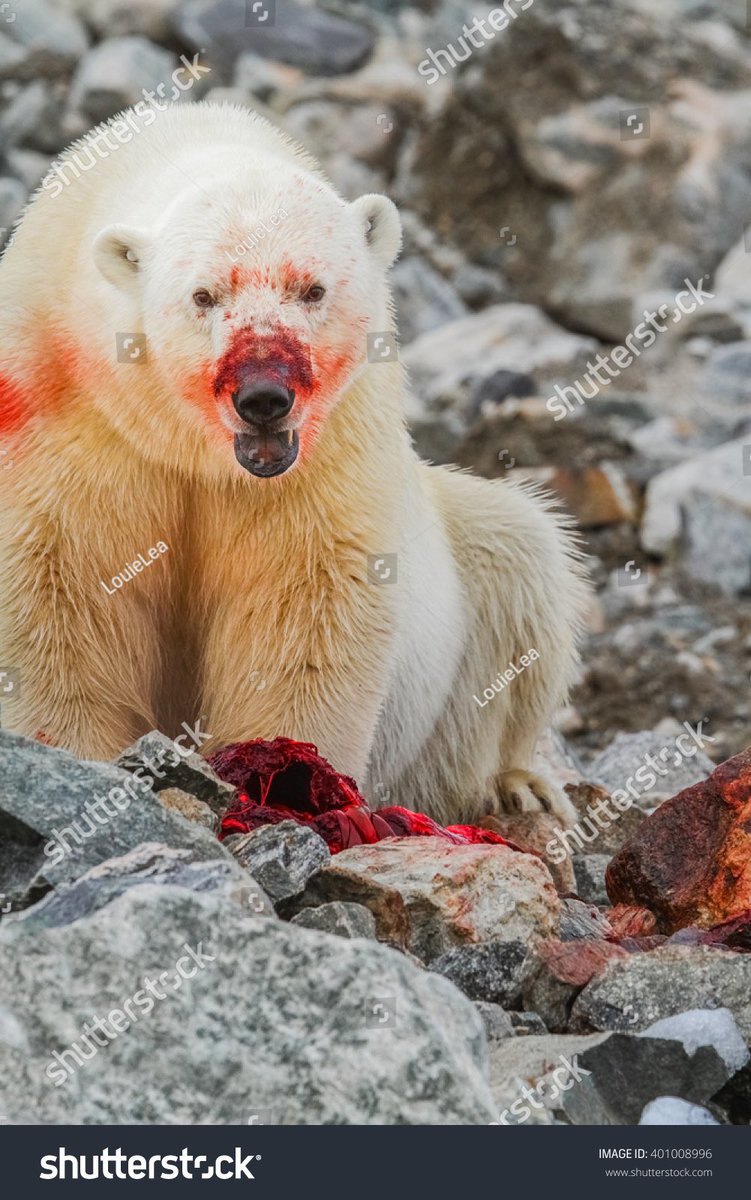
(0, 337, 106, 438)
(0, 374, 28, 435)
(278, 259, 318, 297)
(213, 328, 314, 400)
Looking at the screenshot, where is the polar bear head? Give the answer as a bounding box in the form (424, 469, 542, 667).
(93, 166, 401, 478)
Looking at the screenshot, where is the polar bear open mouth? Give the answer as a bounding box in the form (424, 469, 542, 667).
(233, 427, 300, 477)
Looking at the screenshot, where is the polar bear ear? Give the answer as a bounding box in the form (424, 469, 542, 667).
(350, 194, 402, 269)
(93, 224, 151, 292)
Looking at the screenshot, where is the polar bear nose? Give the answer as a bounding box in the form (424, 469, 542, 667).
(232, 381, 294, 426)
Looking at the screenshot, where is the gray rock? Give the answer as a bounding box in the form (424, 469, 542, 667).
(10, 842, 274, 930)
(586, 730, 715, 805)
(0, 886, 496, 1124)
(509, 1012, 549, 1037)
(0, 730, 227, 911)
(715, 235, 751, 310)
(555, 1032, 730, 1126)
(234, 50, 296, 100)
(228, 821, 330, 905)
(0, 80, 50, 151)
(0, 32, 26, 80)
(0, 175, 26, 246)
(69, 37, 177, 124)
(452, 263, 508, 309)
(573, 855, 611, 906)
(560, 898, 612, 942)
(703, 341, 751, 404)
(472, 368, 536, 414)
(290, 901, 376, 940)
(391, 256, 468, 345)
(474, 1002, 516, 1043)
(430, 941, 528, 1010)
(64, 0, 177, 41)
(116, 730, 235, 817)
(710, 1061, 751, 1125)
(172, 0, 374, 79)
(570, 946, 751, 1041)
(640, 1008, 749, 1076)
(642, 438, 751, 576)
(683, 489, 751, 596)
(627, 416, 714, 469)
(640, 1097, 721, 1125)
(411, 1, 751, 340)
(404, 304, 596, 423)
(283, 99, 398, 174)
(2, 0, 88, 76)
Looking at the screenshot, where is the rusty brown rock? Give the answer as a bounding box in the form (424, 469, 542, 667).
(521, 938, 629, 1031)
(605, 903, 658, 940)
(606, 748, 751, 933)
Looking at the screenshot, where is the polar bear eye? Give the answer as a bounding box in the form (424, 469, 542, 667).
(192, 289, 216, 309)
(301, 284, 326, 303)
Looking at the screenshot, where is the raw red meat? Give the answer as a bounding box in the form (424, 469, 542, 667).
(210, 737, 512, 854)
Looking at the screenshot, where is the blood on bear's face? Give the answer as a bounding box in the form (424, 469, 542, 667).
(93, 177, 402, 479)
(193, 257, 363, 479)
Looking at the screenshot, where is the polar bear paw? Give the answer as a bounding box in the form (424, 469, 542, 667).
(494, 769, 578, 828)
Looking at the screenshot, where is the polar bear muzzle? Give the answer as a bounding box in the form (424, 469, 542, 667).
(231, 378, 298, 477)
(233, 426, 299, 478)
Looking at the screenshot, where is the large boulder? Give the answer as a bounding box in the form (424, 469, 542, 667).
(0, 732, 227, 914)
(570, 945, 751, 1041)
(290, 837, 560, 963)
(606, 748, 751, 931)
(0, 886, 495, 1125)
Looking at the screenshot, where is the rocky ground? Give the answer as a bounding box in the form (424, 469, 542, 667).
(1, 0, 751, 1124)
(1, 728, 750, 1125)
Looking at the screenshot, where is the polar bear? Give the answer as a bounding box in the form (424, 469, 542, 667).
(0, 103, 589, 826)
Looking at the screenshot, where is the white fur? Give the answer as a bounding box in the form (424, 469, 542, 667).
(0, 103, 590, 827)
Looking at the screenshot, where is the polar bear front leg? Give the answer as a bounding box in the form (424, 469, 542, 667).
(196, 536, 397, 779)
